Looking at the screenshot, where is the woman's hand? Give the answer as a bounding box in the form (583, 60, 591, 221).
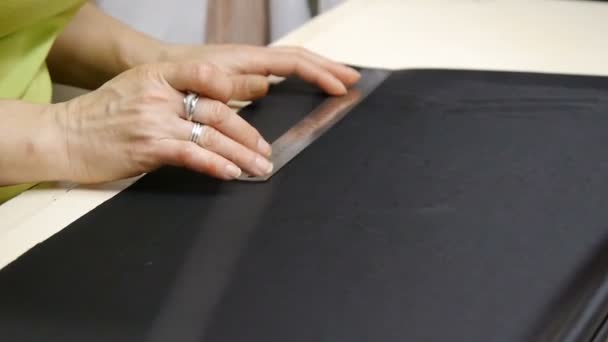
(54, 61, 273, 184)
(53, 44, 361, 184)
(50, 4, 360, 96)
(163, 44, 361, 100)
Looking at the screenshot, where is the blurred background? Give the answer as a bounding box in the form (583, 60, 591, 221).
(95, 0, 345, 45)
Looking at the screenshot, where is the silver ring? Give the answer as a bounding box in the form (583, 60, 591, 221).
(190, 122, 204, 143)
(183, 92, 199, 122)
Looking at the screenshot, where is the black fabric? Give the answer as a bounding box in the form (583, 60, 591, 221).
(2, 69, 608, 342)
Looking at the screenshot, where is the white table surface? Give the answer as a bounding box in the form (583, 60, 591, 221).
(1, 0, 607, 269)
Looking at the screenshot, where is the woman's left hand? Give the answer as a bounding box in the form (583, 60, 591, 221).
(50, 4, 360, 95)
(161, 44, 361, 100)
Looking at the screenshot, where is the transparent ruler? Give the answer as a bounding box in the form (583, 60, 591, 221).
(238, 69, 391, 182)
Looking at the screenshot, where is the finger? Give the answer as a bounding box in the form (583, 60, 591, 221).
(187, 97, 272, 157)
(272, 46, 360, 85)
(162, 88, 271, 157)
(245, 50, 349, 96)
(156, 61, 233, 102)
(230, 75, 269, 100)
(157, 139, 242, 180)
(197, 125, 273, 177)
(175, 121, 273, 177)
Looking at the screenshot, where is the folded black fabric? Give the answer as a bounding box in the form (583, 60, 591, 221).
(2, 69, 608, 342)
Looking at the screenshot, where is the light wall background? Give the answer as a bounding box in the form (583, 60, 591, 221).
(95, 0, 345, 44)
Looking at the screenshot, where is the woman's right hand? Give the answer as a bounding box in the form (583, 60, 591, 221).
(54, 61, 273, 183)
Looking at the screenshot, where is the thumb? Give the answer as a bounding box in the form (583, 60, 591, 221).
(230, 75, 269, 101)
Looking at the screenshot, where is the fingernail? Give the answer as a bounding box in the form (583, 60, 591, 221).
(348, 68, 361, 81)
(334, 81, 347, 95)
(257, 138, 272, 156)
(225, 164, 242, 178)
(249, 77, 269, 98)
(255, 156, 274, 175)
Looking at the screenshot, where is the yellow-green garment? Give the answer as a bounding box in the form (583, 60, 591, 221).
(0, 0, 84, 203)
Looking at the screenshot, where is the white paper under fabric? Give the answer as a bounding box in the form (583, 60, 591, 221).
(269, 0, 312, 42)
(95, 0, 207, 44)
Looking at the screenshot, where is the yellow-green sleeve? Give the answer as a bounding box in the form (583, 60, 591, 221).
(0, 0, 85, 203)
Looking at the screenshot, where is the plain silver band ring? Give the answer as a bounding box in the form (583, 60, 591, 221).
(184, 92, 200, 122)
(190, 122, 204, 144)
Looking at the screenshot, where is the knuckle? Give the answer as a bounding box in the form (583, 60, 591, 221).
(192, 150, 220, 175)
(129, 91, 172, 130)
(199, 126, 218, 149)
(293, 46, 308, 55)
(135, 115, 163, 139)
(175, 143, 197, 165)
(247, 124, 261, 138)
(191, 63, 215, 81)
(204, 101, 227, 126)
(129, 107, 168, 139)
(207, 159, 222, 176)
(138, 87, 170, 105)
(246, 151, 259, 167)
(284, 45, 307, 56)
(293, 58, 304, 72)
(134, 65, 162, 83)
(132, 109, 156, 127)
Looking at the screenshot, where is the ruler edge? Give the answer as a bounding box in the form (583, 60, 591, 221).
(238, 68, 392, 182)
